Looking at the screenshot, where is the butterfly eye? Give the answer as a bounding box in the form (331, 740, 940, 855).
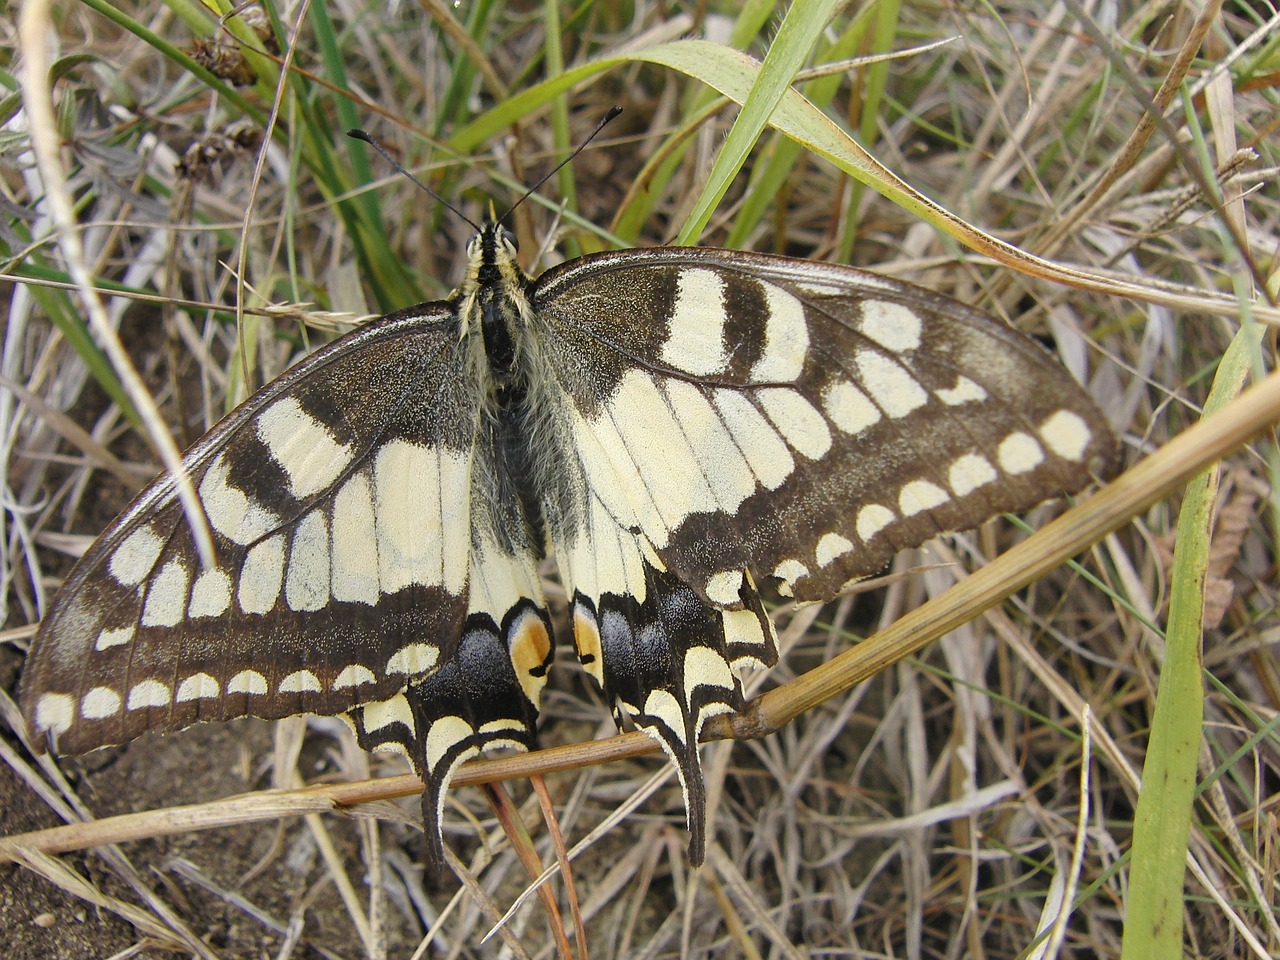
(500, 228, 519, 253)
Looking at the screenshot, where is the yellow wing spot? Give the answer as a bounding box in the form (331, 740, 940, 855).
(333, 664, 377, 689)
(279, 670, 321, 693)
(35, 693, 75, 735)
(856, 504, 895, 541)
(108, 526, 163, 586)
(508, 608, 553, 704)
(228, 670, 268, 695)
(386, 642, 438, 676)
(816, 532, 854, 567)
(1039, 410, 1092, 461)
(898, 480, 949, 516)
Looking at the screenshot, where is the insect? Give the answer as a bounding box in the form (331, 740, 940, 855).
(21, 119, 1116, 875)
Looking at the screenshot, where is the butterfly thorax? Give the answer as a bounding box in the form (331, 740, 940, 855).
(454, 223, 536, 390)
(450, 222, 558, 557)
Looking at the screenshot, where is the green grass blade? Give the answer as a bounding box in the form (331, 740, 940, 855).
(1120, 317, 1269, 959)
(673, 0, 842, 244)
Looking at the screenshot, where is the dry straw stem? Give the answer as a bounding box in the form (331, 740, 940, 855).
(5, 366, 1279, 864)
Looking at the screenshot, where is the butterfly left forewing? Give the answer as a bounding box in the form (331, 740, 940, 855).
(22, 305, 484, 754)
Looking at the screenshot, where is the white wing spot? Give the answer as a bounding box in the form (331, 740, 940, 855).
(816, 532, 854, 567)
(757, 388, 831, 460)
(751, 283, 809, 382)
(331, 472, 379, 604)
(823, 380, 882, 435)
(228, 670, 268, 695)
(772, 558, 809, 595)
(95, 626, 134, 652)
(279, 670, 321, 693)
(256, 396, 354, 499)
(142, 560, 190, 628)
(937, 376, 987, 406)
(855, 350, 929, 418)
(334, 664, 376, 689)
(109, 526, 163, 586)
(127, 679, 171, 710)
(899, 480, 950, 516)
(1040, 410, 1092, 461)
(82, 686, 122, 719)
(199, 453, 280, 546)
(998, 432, 1045, 475)
(858, 300, 922, 352)
(189, 568, 232, 618)
(705, 570, 742, 606)
(949, 453, 998, 496)
(856, 504, 895, 541)
(660, 268, 729, 376)
(386, 643, 438, 676)
(239, 534, 285, 615)
(176, 673, 220, 701)
(286, 510, 330, 612)
(35, 693, 75, 735)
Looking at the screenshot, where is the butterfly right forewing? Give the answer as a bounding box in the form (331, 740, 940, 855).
(533, 247, 1116, 608)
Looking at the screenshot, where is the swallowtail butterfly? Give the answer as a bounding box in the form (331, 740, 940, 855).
(21, 135, 1116, 874)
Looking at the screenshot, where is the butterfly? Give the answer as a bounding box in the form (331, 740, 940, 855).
(21, 139, 1115, 875)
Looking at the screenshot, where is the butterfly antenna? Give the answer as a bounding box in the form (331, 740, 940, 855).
(501, 105, 623, 222)
(347, 129, 482, 232)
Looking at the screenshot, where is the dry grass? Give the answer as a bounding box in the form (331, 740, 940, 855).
(2, 1, 1278, 958)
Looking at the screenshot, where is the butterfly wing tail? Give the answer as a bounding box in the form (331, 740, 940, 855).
(352, 602, 550, 876)
(571, 558, 775, 865)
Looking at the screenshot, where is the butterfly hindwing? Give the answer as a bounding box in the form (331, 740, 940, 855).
(570, 555, 775, 864)
(22, 305, 486, 754)
(351, 544, 552, 874)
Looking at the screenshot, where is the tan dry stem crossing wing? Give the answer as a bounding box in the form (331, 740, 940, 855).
(22, 222, 1116, 875)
